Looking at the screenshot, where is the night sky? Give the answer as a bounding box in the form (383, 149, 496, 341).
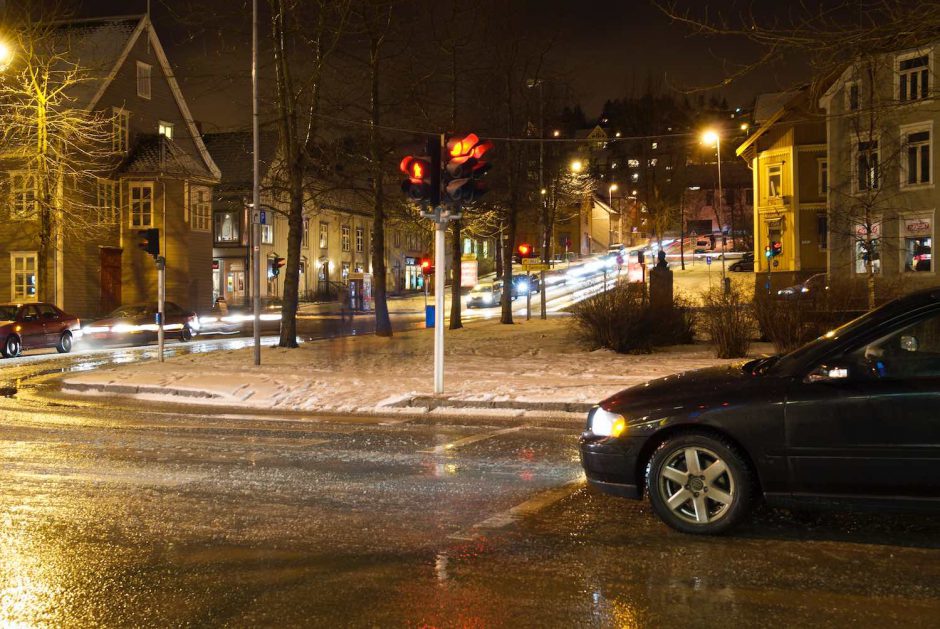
(67, 0, 828, 130)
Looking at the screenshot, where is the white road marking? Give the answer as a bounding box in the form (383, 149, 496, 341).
(449, 475, 586, 541)
(417, 425, 528, 454)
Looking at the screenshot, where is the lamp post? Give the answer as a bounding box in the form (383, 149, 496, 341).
(701, 129, 728, 292)
(608, 183, 618, 246)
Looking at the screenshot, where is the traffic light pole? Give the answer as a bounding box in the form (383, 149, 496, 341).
(434, 220, 446, 394)
(251, 0, 261, 366)
(156, 256, 165, 363)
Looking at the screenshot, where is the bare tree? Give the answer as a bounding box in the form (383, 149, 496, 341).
(0, 8, 117, 303)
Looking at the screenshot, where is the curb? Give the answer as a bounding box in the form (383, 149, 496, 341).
(62, 382, 223, 400)
(390, 395, 593, 414)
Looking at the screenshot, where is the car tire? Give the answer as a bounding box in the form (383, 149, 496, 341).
(56, 331, 73, 354)
(646, 432, 755, 535)
(2, 334, 21, 358)
(179, 325, 193, 342)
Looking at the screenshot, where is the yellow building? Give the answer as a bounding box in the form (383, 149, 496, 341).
(736, 89, 828, 289)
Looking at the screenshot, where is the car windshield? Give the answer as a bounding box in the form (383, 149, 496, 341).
(471, 285, 493, 294)
(0, 305, 19, 321)
(107, 304, 151, 318)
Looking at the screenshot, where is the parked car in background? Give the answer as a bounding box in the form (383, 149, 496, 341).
(729, 252, 755, 272)
(777, 273, 828, 300)
(0, 302, 81, 358)
(82, 302, 198, 346)
(580, 288, 940, 534)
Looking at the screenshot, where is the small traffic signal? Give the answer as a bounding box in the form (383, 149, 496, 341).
(137, 228, 160, 257)
(420, 257, 432, 275)
(399, 139, 441, 206)
(771, 241, 782, 257)
(272, 256, 286, 277)
(518, 243, 531, 258)
(443, 132, 492, 203)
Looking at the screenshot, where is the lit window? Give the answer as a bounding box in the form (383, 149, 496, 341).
(854, 221, 881, 274)
(319, 222, 329, 249)
(190, 186, 211, 231)
(10, 252, 38, 301)
(342, 225, 350, 252)
(129, 182, 153, 228)
(261, 224, 273, 245)
(767, 164, 782, 198)
(902, 127, 931, 186)
(355, 227, 364, 253)
(96, 179, 118, 224)
(857, 140, 879, 191)
(902, 215, 932, 272)
(158, 121, 174, 139)
(214, 211, 240, 243)
(899, 54, 929, 102)
(113, 108, 129, 153)
(9, 172, 37, 219)
(137, 62, 151, 99)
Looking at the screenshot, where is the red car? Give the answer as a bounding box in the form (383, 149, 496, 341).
(0, 302, 82, 358)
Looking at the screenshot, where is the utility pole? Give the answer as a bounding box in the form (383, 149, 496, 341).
(250, 0, 261, 366)
(156, 255, 165, 362)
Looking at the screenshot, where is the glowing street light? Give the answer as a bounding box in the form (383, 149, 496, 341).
(552, 129, 560, 137)
(570, 159, 583, 173)
(608, 183, 618, 207)
(701, 128, 728, 291)
(0, 40, 13, 71)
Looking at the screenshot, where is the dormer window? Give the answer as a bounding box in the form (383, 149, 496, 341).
(158, 121, 174, 140)
(137, 61, 151, 99)
(112, 108, 129, 153)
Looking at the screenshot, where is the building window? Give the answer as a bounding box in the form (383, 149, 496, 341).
(847, 82, 859, 111)
(854, 221, 881, 274)
(319, 222, 329, 249)
(899, 54, 929, 102)
(767, 164, 782, 198)
(158, 121, 174, 140)
(482, 240, 489, 257)
(394, 230, 401, 248)
(819, 160, 828, 195)
(817, 214, 828, 250)
(902, 127, 931, 186)
(10, 172, 37, 219)
(129, 182, 153, 228)
(214, 211, 240, 243)
(341, 225, 350, 252)
(902, 215, 932, 272)
(342, 262, 350, 280)
(463, 238, 473, 255)
(113, 108, 129, 153)
(355, 227, 364, 253)
(96, 179, 118, 224)
(302, 219, 310, 248)
(10, 252, 38, 301)
(190, 186, 211, 231)
(136, 62, 151, 99)
(857, 140, 879, 191)
(261, 224, 273, 245)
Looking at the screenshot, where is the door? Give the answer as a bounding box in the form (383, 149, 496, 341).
(100, 248, 122, 315)
(226, 271, 246, 303)
(37, 303, 62, 345)
(17, 305, 45, 350)
(786, 307, 940, 498)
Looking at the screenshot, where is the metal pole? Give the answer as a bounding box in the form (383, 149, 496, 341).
(526, 280, 531, 321)
(717, 135, 727, 292)
(251, 0, 261, 365)
(157, 256, 165, 362)
(539, 269, 546, 320)
(433, 220, 445, 394)
(680, 189, 686, 271)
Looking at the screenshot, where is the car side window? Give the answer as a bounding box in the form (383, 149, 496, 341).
(846, 312, 940, 379)
(21, 306, 39, 322)
(39, 305, 58, 320)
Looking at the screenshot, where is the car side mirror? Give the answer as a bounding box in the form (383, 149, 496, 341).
(900, 335, 919, 352)
(805, 364, 851, 383)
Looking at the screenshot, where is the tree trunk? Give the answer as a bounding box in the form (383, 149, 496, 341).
(449, 218, 463, 329)
(278, 161, 303, 348)
(500, 212, 516, 324)
(369, 35, 392, 337)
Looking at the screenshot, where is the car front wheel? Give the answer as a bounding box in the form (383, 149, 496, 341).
(56, 331, 73, 353)
(646, 432, 755, 535)
(2, 334, 21, 358)
(180, 325, 193, 342)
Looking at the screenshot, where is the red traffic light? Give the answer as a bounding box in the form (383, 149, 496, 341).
(448, 133, 480, 158)
(420, 258, 432, 274)
(137, 228, 160, 257)
(518, 243, 531, 257)
(400, 156, 430, 181)
(771, 241, 782, 257)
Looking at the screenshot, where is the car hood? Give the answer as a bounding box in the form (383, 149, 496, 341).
(598, 363, 766, 423)
(0, 319, 15, 328)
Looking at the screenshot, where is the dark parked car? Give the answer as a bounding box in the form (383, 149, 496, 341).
(777, 273, 828, 300)
(580, 288, 940, 534)
(82, 302, 198, 346)
(729, 252, 755, 272)
(0, 302, 81, 357)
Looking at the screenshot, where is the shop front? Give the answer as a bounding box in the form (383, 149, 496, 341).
(403, 256, 425, 291)
(213, 258, 248, 306)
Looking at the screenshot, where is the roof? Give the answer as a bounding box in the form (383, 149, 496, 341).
(736, 87, 813, 158)
(203, 131, 279, 193)
(121, 135, 214, 179)
(752, 90, 802, 125)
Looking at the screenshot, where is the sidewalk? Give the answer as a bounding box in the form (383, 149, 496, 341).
(61, 317, 771, 418)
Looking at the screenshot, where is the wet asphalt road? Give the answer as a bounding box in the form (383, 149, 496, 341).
(1, 323, 940, 626)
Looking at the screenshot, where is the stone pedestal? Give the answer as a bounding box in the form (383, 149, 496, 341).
(649, 266, 674, 312)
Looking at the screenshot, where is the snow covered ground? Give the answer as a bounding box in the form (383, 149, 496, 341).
(62, 317, 772, 417)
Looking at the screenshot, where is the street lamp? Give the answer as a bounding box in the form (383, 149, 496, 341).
(701, 128, 728, 292)
(0, 40, 14, 71)
(570, 159, 583, 173)
(608, 183, 618, 207)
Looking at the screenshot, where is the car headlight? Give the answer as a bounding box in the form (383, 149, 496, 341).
(589, 407, 627, 437)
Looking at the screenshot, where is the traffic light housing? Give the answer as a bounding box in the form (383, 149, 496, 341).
(771, 241, 782, 257)
(272, 256, 286, 277)
(443, 132, 492, 203)
(420, 257, 432, 275)
(518, 243, 531, 258)
(399, 138, 441, 206)
(137, 228, 160, 257)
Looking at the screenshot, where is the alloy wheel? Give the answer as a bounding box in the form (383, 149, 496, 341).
(657, 446, 735, 525)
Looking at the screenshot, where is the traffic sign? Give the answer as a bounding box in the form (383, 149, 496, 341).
(706, 256, 712, 265)
(522, 263, 549, 271)
(521, 257, 542, 266)
(251, 209, 267, 225)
